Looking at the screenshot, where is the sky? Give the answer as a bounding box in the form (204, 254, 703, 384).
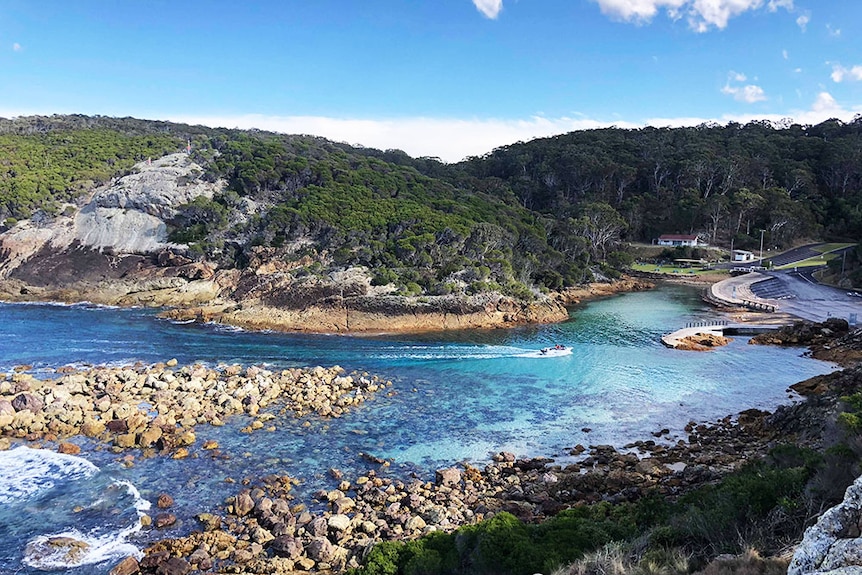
(0, 0, 860, 162)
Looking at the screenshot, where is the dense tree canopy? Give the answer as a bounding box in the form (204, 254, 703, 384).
(457, 118, 862, 252)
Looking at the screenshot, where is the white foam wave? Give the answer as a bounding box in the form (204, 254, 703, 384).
(114, 479, 151, 515)
(0, 447, 99, 504)
(23, 526, 142, 570)
(21, 479, 150, 570)
(205, 321, 245, 333)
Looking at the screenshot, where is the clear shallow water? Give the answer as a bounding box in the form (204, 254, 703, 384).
(0, 286, 837, 573)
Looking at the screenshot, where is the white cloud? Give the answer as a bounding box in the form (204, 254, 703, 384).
(721, 71, 767, 103)
(160, 94, 858, 162)
(646, 92, 858, 127)
(12, 42, 21, 52)
(592, 0, 793, 32)
(826, 24, 841, 38)
(796, 13, 809, 31)
(472, 0, 503, 19)
(722, 83, 767, 103)
(831, 63, 862, 83)
(767, 0, 793, 10)
(810, 92, 840, 114)
(164, 113, 640, 162)
(4, 92, 858, 163)
(782, 49, 788, 60)
(591, 0, 686, 23)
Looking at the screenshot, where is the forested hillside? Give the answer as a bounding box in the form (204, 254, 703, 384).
(1, 114, 860, 296)
(456, 119, 862, 252)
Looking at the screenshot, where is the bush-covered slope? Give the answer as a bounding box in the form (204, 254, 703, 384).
(3, 114, 861, 295)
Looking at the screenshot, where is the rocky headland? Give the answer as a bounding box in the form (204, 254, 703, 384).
(0, 153, 661, 334)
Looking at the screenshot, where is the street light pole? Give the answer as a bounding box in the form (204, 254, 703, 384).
(759, 229, 765, 266)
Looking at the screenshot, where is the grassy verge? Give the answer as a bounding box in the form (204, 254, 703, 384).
(775, 254, 837, 270)
(812, 243, 855, 254)
(631, 263, 727, 276)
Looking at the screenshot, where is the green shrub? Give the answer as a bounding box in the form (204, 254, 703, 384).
(607, 250, 635, 269)
(372, 268, 399, 286)
(400, 282, 423, 297)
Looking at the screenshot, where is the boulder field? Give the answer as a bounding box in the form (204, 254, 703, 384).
(0, 362, 389, 450)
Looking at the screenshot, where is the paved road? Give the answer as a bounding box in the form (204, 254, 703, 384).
(754, 271, 862, 323)
(711, 269, 862, 323)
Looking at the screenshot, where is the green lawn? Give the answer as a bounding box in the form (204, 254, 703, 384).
(812, 242, 855, 254)
(775, 253, 838, 270)
(631, 263, 727, 276)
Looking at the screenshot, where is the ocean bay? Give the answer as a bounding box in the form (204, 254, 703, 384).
(0, 285, 837, 573)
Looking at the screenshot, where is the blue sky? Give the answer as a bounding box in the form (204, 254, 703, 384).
(1, 0, 860, 161)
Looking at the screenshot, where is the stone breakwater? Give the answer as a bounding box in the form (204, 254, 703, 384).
(122, 404, 814, 575)
(0, 362, 389, 451)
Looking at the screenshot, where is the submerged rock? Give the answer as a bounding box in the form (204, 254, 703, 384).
(23, 536, 90, 568)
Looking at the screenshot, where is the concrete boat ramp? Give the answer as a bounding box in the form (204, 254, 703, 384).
(663, 266, 862, 348)
(661, 322, 781, 349)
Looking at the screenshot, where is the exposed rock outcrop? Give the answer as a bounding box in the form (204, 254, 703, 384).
(162, 290, 569, 333)
(0, 153, 222, 280)
(789, 473, 862, 575)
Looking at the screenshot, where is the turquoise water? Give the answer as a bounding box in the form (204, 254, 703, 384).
(0, 286, 837, 573)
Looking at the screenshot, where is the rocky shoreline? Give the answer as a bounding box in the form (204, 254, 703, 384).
(0, 273, 658, 335)
(2, 318, 857, 575)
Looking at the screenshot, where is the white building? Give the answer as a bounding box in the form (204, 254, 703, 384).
(657, 234, 704, 247)
(732, 250, 755, 262)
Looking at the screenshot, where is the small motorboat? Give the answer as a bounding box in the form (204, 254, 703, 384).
(519, 344, 572, 358)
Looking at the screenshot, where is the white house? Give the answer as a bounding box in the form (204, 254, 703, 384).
(732, 250, 755, 262)
(657, 234, 704, 247)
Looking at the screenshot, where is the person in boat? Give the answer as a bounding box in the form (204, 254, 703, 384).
(554, 344, 566, 350)
(540, 348, 549, 355)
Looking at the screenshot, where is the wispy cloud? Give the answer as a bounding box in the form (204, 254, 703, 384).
(782, 49, 789, 60)
(831, 63, 862, 83)
(795, 13, 809, 31)
(12, 42, 21, 52)
(721, 71, 767, 103)
(472, 0, 503, 19)
(826, 24, 841, 38)
(592, 0, 793, 32)
(158, 94, 857, 162)
(767, 0, 794, 10)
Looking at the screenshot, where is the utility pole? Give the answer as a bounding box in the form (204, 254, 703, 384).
(759, 229, 765, 266)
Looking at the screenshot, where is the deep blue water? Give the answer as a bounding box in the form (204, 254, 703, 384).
(0, 286, 838, 573)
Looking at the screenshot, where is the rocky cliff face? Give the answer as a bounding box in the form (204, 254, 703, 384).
(0, 153, 221, 279)
(790, 473, 862, 574)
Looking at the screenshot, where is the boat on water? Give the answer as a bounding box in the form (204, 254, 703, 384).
(518, 345, 572, 358)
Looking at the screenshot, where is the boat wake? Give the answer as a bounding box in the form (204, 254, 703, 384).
(371, 344, 573, 361)
(515, 347, 573, 358)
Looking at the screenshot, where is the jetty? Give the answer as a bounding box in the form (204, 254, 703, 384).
(661, 322, 782, 348)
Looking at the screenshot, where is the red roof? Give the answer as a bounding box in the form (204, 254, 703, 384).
(658, 234, 698, 240)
